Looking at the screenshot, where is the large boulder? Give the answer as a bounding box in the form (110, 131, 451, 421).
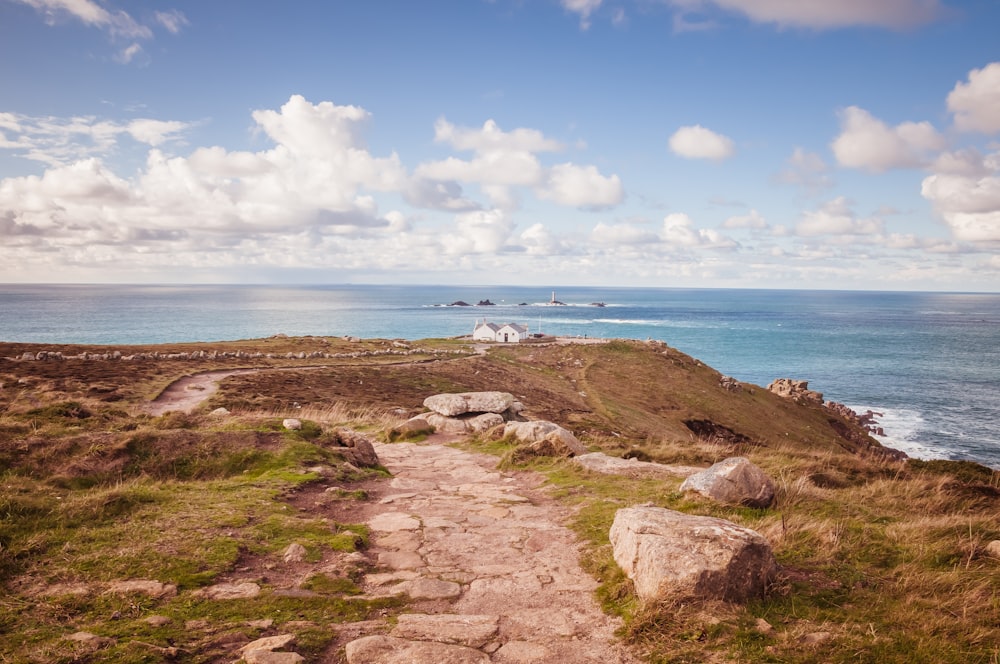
(609, 506, 775, 603)
(503, 420, 586, 455)
(680, 457, 776, 508)
(423, 392, 515, 417)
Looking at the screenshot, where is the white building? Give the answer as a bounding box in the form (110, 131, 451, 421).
(472, 320, 529, 343)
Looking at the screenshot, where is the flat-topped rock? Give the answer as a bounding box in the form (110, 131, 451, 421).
(424, 392, 515, 417)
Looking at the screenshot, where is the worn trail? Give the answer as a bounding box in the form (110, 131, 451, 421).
(344, 436, 639, 663)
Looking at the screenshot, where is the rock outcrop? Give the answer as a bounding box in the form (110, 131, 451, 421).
(679, 457, 776, 508)
(610, 506, 776, 603)
(767, 378, 823, 404)
(503, 420, 587, 456)
(416, 392, 524, 435)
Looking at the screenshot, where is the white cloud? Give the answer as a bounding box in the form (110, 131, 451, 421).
(591, 221, 658, 246)
(722, 209, 768, 229)
(921, 166, 1000, 243)
(115, 42, 143, 64)
(14, 0, 152, 39)
(662, 212, 737, 248)
(795, 197, 884, 236)
(562, 0, 602, 29)
(417, 118, 622, 211)
(947, 62, 1000, 134)
(537, 163, 623, 208)
(671, 0, 943, 30)
(0, 112, 193, 166)
(443, 209, 515, 254)
(668, 125, 735, 161)
(154, 9, 189, 34)
(774, 147, 832, 191)
(831, 106, 945, 172)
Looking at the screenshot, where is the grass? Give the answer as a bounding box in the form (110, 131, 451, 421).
(475, 430, 1000, 664)
(3, 336, 999, 663)
(0, 395, 396, 663)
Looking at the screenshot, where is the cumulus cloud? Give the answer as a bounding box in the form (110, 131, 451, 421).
(795, 197, 884, 236)
(722, 209, 768, 229)
(947, 62, 1000, 134)
(591, 221, 658, 246)
(537, 163, 623, 208)
(417, 118, 622, 211)
(668, 125, 735, 161)
(831, 106, 945, 172)
(921, 164, 1000, 243)
(562, 0, 602, 29)
(443, 209, 516, 254)
(662, 212, 737, 248)
(669, 0, 943, 30)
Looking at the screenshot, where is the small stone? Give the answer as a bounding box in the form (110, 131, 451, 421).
(194, 581, 261, 600)
(209, 407, 230, 416)
(985, 540, 1000, 559)
(144, 615, 172, 627)
(800, 631, 832, 645)
(282, 418, 302, 430)
(755, 618, 774, 634)
(282, 542, 307, 563)
(247, 619, 275, 630)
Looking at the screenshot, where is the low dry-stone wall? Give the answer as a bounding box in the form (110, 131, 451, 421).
(13, 346, 468, 362)
(680, 457, 776, 509)
(610, 506, 776, 603)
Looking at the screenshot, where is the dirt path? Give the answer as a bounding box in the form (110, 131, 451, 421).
(336, 435, 639, 663)
(144, 369, 257, 416)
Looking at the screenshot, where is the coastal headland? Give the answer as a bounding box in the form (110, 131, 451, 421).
(1, 335, 998, 663)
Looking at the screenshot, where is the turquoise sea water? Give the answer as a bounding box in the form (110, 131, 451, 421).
(2, 284, 998, 467)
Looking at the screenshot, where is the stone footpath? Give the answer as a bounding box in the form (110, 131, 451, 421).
(344, 438, 639, 664)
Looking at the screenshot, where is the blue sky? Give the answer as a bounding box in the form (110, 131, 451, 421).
(1, 0, 998, 290)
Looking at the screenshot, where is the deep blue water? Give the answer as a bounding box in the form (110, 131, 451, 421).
(2, 284, 998, 467)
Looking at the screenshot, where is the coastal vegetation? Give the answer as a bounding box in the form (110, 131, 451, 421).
(1, 336, 998, 662)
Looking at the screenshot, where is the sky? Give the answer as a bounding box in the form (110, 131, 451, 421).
(0, 0, 998, 290)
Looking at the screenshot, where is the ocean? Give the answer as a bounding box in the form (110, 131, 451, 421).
(2, 284, 998, 468)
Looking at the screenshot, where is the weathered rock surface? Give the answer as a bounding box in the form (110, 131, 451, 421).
(573, 452, 702, 479)
(193, 581, 261, 600)
(767, 378, 823, 404)
(239, 634, 301, 664)
(389, 417, 435, 441)
(105, 579, 177, 598)
(610, 506, 776, 603)
(503, 420, 586, 455)
(391, 614, 499, 648)
(282, 418, 302, 431)
(345, 635, 489, 664)
(338, 430, 380, 468)
(424, 392, 515, 417)
(679, 456, 776, 508)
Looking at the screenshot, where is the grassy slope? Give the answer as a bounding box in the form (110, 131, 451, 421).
(1, 337, 998, 663)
